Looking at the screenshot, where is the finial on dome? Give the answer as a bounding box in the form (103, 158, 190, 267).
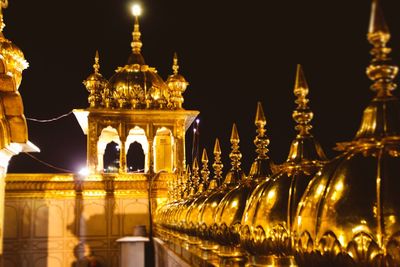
(191, 158, 200, 192)
(230, 123, 240, 143)
(254, 102, 270, 159)
(255, 101, 266, 126)
(201, 148, 210, 183)
(93, 50, 100, 74)
(368, 0, 389, 37)
(229, 123, 242, 171)
(0, 0, 8, 33)
(292, 64, 313, 137)
(366, 0, 398, 97)
(131, 4, 143, 54)
(173, 52, 179, 75)
(212, 138, 223, 187)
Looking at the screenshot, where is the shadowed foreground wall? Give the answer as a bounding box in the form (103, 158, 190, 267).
(2, 173, 169, 267)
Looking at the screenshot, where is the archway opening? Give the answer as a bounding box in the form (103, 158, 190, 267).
(103, 141, 120, 172)
(127, 141, 145, 172)
(97, 126, 120, 173)
(125, 126, 148, 173)
(153, 127, 174, 173)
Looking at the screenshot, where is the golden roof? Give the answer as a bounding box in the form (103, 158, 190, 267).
(84, 13, 187, 110)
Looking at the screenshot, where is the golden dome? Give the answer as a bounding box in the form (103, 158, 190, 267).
(185, 149, 212, 245)
(106, 16, 170, 110)
(166, 53, 189, 109)
(84, 51, 108, 108)
(0, 9, 28, 89)
(175, 161, 200, 236)
(295, 1, 400, 266)
(240, 65, 327, 266)
(212, 112, 274, 258)
(197, 138, 229, 251)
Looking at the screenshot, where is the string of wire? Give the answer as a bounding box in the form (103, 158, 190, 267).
(23, 152, 73, 173)
(26, 111, 73, 122)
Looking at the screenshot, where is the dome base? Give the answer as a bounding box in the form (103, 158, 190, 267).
(217, 245, 246, 258)
(199, 240, 219, 251)
(247, 255, 298, 267)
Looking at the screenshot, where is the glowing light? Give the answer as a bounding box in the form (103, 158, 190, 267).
(131, 4, 142, 16)
(78, 167, 89, 176)
(335, 181, 344, 192)
(267, 190, 276, 201)
(196, 119, 200, 124)
(231, 200, 238, 208)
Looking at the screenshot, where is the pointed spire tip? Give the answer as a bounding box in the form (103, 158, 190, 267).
(202, 148, 208, 162)
(369, 0, 389, 36)
(295, 64, 309, 93)
(230, 123, 240, 143)
(214, 138, 221, 154)
(255, 102, 266, 125)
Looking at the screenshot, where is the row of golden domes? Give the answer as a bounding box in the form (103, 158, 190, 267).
(83, 14, 188, 110)
(155, 0, 400, 266)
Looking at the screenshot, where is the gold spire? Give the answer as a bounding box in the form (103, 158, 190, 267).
(131, 8, 143, 54)
(189, 159, 200, 196)
(200, 148, 210, 184)
(0, 0, 8, 33)
(229, 123, 242, 171)
(254, 102, 270, 159)
(368, 0, 389, 37)
(172, 52, 179, 75)
(292, 64, 313, 136)
(212, 138, 223, 187)
(192, 158, 200, 188)
(183, 164, 191, 198)
(93, 50, 100, 74)
(366, 0, 398, 97)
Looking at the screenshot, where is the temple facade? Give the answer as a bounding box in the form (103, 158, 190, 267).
(3, 0, 400, 267)
(2, 4, 198, 267)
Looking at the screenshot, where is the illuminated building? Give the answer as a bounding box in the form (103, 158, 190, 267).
(1, 0, 400, 266)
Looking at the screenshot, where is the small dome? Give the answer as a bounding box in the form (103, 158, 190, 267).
(97, 15, 172, 110)
(212, 121, 273, 258)
(106, 63, 169, 109)
(83, 51, 108, 108)
(240, 66, 327, 266)
(295, 2, 400, 266)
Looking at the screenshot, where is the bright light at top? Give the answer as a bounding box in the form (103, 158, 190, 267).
(131, 4, 142, 16)
(196, 119, 200, 124)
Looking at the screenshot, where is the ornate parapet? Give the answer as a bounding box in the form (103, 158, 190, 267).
(5, 172, 172, 198)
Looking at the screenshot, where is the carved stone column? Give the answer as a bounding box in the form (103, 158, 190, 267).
(175, 121, 186, 173)
(119, 137, 127, 173)
(87, 121, 99, 174)
(147, 138, 154, 174)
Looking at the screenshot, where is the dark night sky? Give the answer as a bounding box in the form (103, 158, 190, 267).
(5, 0, 400, 174)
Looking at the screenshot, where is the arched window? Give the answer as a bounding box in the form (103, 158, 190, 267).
(103, 141, 120, 172)
(126, 141, 145, 172)
(97, 126, 120, 173)
(125, 126, 148, 173)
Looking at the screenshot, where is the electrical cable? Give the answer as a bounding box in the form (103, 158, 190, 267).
(26, 111, 73, 122)
(23, 152, 74, 173)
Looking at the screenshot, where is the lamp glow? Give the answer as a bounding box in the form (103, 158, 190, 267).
(78, 167, 89, 176)
(131, 4, 142, 16)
